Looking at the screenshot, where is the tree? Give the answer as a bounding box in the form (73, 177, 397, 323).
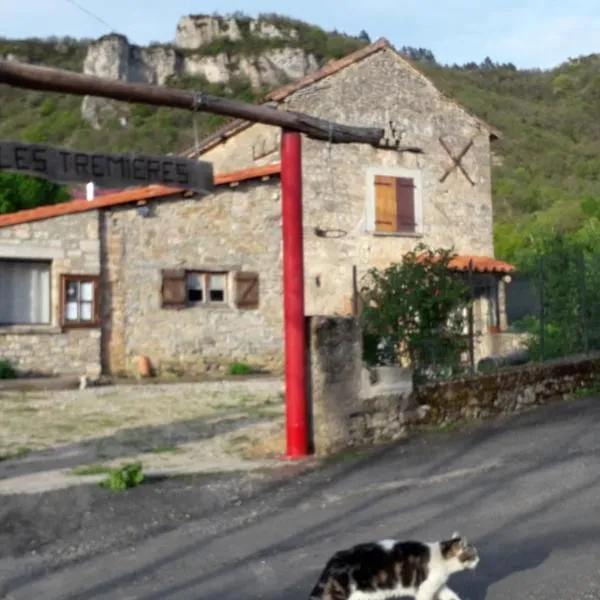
(0, 173, 70, 214)
(358, 30, 370, 43)
(360, 243, 470, 382)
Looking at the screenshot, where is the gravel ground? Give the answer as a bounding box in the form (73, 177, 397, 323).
(1, 395, 600, 599)
(0, 465, 315, 566)
(0, 377, 286, 494)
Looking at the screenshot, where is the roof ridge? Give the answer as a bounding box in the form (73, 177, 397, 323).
(182, 37, 501, 158)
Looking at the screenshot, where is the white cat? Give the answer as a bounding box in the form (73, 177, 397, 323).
(308, 532, 479, 600)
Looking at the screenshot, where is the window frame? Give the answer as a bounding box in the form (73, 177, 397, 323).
(185, 270, 228, 306)
(60, 273, 101, 329)
(364, 166, 424, 237)
(0, 258, 52, 326)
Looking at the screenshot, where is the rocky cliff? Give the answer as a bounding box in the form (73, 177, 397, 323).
(80, 14, 327, 127)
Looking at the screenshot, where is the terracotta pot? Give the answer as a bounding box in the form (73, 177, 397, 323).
(487, 325, 500, 334)
(138, 355, 152, 377)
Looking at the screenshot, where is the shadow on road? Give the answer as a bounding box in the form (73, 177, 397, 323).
(451, 540, 550, 600)
(2, 395, 600, 599)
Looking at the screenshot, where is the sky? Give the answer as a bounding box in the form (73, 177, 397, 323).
(2, 0, 600, 69)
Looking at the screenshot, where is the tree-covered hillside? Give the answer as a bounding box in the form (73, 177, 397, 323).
(1, 15, 599, 262)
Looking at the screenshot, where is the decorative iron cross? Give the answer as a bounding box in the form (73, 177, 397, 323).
(438, 136, 475, 185)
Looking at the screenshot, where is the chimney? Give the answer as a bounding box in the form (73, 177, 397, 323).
(86, 182, 95, 201)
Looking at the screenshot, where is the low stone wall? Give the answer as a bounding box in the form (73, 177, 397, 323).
(415, 353, 600, 425)
(306, 315, 600, 455)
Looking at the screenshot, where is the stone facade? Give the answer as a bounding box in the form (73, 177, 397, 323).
(201, 47, 497, 317)
(0, 212, 101, 376)
(1, 44, 504, 378)
(101, 182, 284, 376)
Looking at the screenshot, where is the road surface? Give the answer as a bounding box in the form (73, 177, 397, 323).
(1, 395, 599, 599)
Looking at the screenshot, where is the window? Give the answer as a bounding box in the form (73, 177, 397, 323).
(366, 167, 423, 236)
(160, 269, 259, 310)
(186, 271, 227, 304)
(0, 259, 51, 325)
(61, 274, 100, 327)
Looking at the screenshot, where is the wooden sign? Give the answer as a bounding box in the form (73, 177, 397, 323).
(0, 141, 214, 192)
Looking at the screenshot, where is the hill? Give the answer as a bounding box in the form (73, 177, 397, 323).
(1, 13, 600, 261)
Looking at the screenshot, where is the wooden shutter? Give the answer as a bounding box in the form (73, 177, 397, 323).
(396, 177, 416, 233)
(235, 271, 259, 310)
(374, 175, 398, 233)
(161, 269, 187, 309)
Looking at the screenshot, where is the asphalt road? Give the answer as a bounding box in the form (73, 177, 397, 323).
(1, 396, 600, 600)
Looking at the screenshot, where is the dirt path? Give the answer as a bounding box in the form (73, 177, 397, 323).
(0, 377, 287, 494)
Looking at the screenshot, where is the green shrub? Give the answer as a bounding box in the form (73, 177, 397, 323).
(100, 462, 145, 491)
(0, 360, 17, 379)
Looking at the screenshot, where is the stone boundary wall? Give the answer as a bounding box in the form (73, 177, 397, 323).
(306, 315, 600, 455)
(415, 353, 600, 426)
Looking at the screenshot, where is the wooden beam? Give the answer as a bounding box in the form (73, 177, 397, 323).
(0, 60, 423, 152)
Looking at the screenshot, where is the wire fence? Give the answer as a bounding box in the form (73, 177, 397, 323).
(508, 244, 600, 362)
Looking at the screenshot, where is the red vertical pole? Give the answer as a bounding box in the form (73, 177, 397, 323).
(280, 129, 308, 458)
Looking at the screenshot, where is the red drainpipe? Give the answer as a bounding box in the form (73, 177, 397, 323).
(280, 129, 308, 458)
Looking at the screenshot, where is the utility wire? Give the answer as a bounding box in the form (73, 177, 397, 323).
(64, 0, 117, 33)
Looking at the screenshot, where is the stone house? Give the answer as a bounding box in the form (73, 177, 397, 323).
(0, 38, 515, 377)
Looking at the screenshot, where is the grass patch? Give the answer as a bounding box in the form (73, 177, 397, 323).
(144, 444, 180, 454)
(320, 447, 367, 465)
(0, 446, 30, 461)
(0, 359, 17, 379)
(70, 464, 113, 476)
(228, 362, 253, 376)
(572, 381, 600, 399)
(100, 461, 145, 492)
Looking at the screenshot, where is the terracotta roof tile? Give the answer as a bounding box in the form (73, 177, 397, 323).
(0, 163, 280, 229)
(417, 252, 515, 274)
(448, 255, 515, 274)
(181, 37, 502, 158)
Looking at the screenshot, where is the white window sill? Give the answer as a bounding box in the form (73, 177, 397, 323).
(370, 231, 424, 238)
(187, 302, 232, 310)
(0, 325, 62, 335)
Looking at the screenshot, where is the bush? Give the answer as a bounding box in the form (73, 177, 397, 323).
(360, 243, 470, 382)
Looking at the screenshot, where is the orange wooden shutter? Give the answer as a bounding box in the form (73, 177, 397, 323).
(374, 175, 398, 232)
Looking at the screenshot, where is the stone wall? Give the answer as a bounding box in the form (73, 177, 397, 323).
(0, 212, 102, 376)
(201, 47, 497, 317)
(307, 315, 420, 454)
(102, 182, 285, 376)
(307, 316, 600, 455)
(415, 354, 600, 425)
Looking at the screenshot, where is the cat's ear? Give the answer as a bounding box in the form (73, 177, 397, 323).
(451, 531, 460, 539)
